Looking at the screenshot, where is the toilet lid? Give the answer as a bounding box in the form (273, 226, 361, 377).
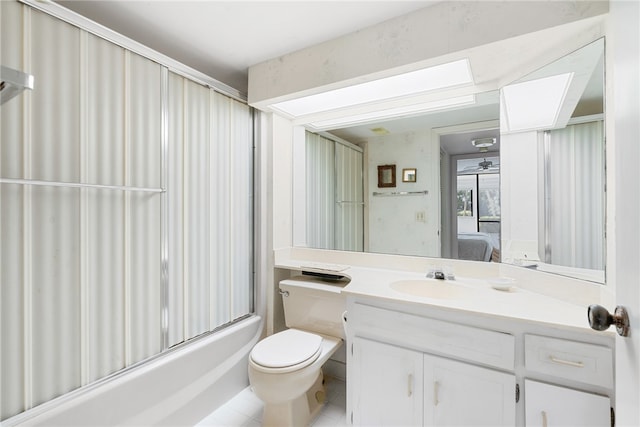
(251, 329, 322, 368)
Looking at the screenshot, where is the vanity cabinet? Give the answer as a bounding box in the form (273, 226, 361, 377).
(347, 302, 517, 426)
(351, 337, 515, 426)
(346, 299, 614, 426)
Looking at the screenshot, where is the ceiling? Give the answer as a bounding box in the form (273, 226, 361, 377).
(56, 1, 438, 94)
(329, 90, 501, 143)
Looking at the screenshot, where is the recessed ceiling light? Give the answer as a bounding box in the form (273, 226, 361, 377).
(271, 58, 473, 118)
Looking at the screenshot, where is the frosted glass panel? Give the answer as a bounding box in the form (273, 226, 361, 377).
(335, 143, 364, 251)
(31, 187, 82, 407)
(305, 132, 335, 249)
(87, 34, 125, 187)
(167, 73, 185, 347)
(185, 79, 211, 338)
(128, 193, 162, 363)
(0, 0, 25, 180)
(0, 186, 26, 420)
(548, 121, 604, 270)
(1, 3, 253, 421)
(231, 99, 253, 318)
(127, 52, 163, 361)
(304, 132, 364, 251)
(211, 92, 232, 327)
(84, 34, 127, 381)
(129, 52, 162, 188)
(1, 4, 163, 418)
(31, 9, 81, 183)
(86, 191, 126, 382)
(0, 1, 26, 417)
(167, 78, 254, 339)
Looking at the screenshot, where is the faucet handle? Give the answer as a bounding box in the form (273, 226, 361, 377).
(426, 266, 441, 279)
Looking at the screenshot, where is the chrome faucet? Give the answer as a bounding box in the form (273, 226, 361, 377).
(426, 266, 455, 280)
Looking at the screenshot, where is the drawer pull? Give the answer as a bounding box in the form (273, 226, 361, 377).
(549, 355, 584, 368)
(542, 410, 548, 427)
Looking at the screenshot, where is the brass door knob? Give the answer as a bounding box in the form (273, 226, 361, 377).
(587, 304, 630, 337)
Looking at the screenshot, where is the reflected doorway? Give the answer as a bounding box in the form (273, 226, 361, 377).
(440, 127, 501, 261)
(456, 165, 501, 261)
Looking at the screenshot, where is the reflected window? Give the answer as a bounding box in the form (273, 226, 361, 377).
(457, 189, 473, 217)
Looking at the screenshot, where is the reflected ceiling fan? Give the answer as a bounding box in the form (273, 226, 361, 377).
(459, 157, 501, 174)
(478, 158, 498, 170)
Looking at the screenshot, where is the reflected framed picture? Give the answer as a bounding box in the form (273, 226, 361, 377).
(377, 164, 396, 188)
(402, 168, 417, 183)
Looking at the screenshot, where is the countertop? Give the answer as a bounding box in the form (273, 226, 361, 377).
(275, 249, 615, 337)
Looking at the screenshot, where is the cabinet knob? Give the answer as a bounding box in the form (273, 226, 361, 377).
(587, 304, 630, 337)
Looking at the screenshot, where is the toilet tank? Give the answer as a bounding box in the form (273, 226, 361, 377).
(280, 275, 348, 339)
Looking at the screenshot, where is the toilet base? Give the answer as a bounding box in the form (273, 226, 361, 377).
(262, 370, 325, 427)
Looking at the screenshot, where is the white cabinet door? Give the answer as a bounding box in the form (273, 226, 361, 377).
(525, 380, 610, 426)
(424, 354, 516, 426)
(352, 337, 423, 426)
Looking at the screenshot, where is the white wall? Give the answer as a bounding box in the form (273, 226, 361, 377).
(262, 113, 296, 336)
(365, 130, 440, 257)
(500, 131, 540, 264)
(291, 127, 307, 247)
(271, 115, 295, 251)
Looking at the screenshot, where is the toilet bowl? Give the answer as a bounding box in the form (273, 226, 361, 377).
(248, 276, 347, 427)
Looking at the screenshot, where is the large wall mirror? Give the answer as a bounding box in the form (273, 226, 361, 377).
(292, 38, 605, 284)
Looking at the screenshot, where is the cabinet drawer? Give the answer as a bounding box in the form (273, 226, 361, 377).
(350, 303, 514, 370)
(524, 335, 613, 388)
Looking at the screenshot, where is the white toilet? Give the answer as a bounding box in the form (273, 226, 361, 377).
(248, 275, 347, 427)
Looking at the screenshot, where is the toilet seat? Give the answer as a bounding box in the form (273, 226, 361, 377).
(250, 329, 322, 373)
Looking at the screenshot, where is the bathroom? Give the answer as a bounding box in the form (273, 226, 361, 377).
(1, 0, 639, 426)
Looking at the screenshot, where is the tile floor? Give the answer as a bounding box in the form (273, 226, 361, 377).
(196, 376, 348, 427)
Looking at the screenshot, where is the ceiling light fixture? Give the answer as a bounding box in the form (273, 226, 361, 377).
(271, 58, 473, 118)
(500, 72, 574, 133)
(471, 137, 496, 152)
(370, 127, 390, 136)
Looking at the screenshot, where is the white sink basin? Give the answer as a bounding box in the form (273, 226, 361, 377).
(390, 279, 470, 299)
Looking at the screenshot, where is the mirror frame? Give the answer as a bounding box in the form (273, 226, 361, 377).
(377, 164, 396, 188)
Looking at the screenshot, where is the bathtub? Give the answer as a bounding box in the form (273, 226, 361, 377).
(10, 315, 263, 426)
